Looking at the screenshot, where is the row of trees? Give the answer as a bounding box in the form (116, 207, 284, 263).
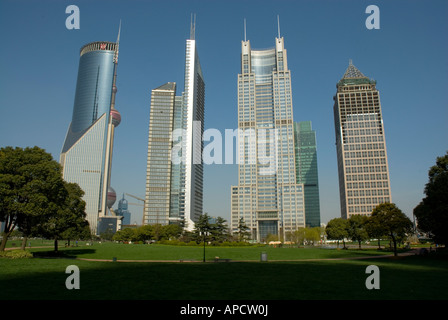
(0, 146, 90, 252)
(112, 213, 240, 245)
(326, 203, 414, 256)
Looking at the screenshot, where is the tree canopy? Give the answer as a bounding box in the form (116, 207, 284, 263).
(371, 203, 413, 256)
(414, 151, 448, 245)
(0, 146, 89, 251)
(325, 218, 349, 248)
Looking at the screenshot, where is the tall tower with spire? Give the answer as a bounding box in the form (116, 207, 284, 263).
(143, 16, 204, 230)
(230, 21, 305, 242)
(333, 61, 392, 219)
(60, 24, 122, 234)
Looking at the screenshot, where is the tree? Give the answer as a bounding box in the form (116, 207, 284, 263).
(325, 218, 349, 249)
(210, 216, 230, 243)
(371, 203, 413, 256)
(236, 217, 251, 242)
(193, 213, 213, 243)
(35, 181, 89, 252)
(0, 146, 66, 251)
(365, 213, 386, 249)
(347, 214, 369, 249)
(414, 151, 448, 245)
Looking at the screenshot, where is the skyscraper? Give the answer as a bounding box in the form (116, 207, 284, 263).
(333, 60, 392, 219)
(231, 29, 305, 242)
(144, 20, 205, 230)
(294, 121, 321, 227)
(144, 82, 179, 225)
(60, 27, 122, 234)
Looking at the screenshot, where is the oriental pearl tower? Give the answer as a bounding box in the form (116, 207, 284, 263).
(100, 22, 122, 218)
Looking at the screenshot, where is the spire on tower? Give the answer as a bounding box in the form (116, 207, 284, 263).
(244, 18, 247, 42)
(342, 60, 366, 79)
(190, 13, 196, 40)
(277, 15, 281, 38)
(114, 20, 121, 64)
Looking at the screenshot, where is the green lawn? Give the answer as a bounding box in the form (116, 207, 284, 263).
(26, 241, 402, 261)
(1, 243, 447, 301)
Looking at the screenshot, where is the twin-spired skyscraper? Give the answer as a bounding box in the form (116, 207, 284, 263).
(144, 22, 205, 230)
(60, 27, 122, 235)
(230, 30, 320, 242)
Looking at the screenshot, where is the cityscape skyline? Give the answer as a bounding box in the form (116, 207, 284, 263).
(1, 0, 447, 227)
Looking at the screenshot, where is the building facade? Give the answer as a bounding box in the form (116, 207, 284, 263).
(144, 30, 205, 230)
(294, 121, 321, 227)
(144, 83, 178, 225)
(333, 61, 392, 219)
(231, 35, 305, 242)
(60, 31, 122, 234)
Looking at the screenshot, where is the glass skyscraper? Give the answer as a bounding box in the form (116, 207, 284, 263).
(144, 27, 205, 230)
(60, 30, 122, 234)
(294, 121, 321, 227)
(231, 34, 305, 242)
(333, 61, 392, 219)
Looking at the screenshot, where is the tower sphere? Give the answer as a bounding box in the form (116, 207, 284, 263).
(110, 109, 121, 127)
(107, 186, 117, 208)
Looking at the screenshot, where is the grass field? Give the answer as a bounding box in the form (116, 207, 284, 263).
(1, 242, 447, 301)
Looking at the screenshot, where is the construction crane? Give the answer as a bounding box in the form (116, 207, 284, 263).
(125, 193, 144, 202)
(125, 193, 145, 225)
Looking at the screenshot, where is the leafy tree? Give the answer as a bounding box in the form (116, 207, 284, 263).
(210, 216, 230, 243)
(113, 228, 137, 242)
(325, 218, 349, 249)
(0, 146, 66, 251)
(371, 203, 413, 256)
(236, 217, 251, 242)
(347, 214, 369, 249)
(365, 214, 386, 249)
(414, 151, 448, 245)
(34, 181, 89, 252)
(193, 213, 213, 243)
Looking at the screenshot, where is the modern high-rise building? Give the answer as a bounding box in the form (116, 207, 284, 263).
(144, 21, 205, 230)
(230, 31, 305, 242)
(294, 121, 321, 227)
(116, 193, 132, 225)
(333, 60, 392, 219)
(60, 26, 122, 234)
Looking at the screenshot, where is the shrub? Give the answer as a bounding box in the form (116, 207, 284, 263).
(0, 249, 33, 259)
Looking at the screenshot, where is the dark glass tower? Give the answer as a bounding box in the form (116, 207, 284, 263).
(294, 121, 321, 227)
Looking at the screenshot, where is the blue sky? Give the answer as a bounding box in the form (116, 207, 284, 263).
(1, 0, 447, 226)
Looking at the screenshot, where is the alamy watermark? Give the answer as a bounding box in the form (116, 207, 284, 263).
(170, 124, 279, 175)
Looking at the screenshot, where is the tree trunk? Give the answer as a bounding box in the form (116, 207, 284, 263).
(392, 236, 397, 256)
(54, 239, 58, 252)
(0, 219, 14, 251)
(21, 236, 28, 250)
(0, 235, 8, 252)
(377, 239, 381, 249)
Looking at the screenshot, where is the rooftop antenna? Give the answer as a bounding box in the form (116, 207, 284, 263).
(190, 13, 196, 40)
(244, 18, 247, 41)
(277, 15, 281, 38)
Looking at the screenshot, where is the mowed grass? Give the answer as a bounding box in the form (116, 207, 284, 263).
(24, 242, 397, 261)
(1, 243, 447, 300)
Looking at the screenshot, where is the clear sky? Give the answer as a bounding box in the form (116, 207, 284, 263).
(1, 0, 447, 226)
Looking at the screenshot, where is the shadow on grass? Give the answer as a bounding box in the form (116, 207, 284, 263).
(32, 248, 96, 259)
(1, 251, 447, 301)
